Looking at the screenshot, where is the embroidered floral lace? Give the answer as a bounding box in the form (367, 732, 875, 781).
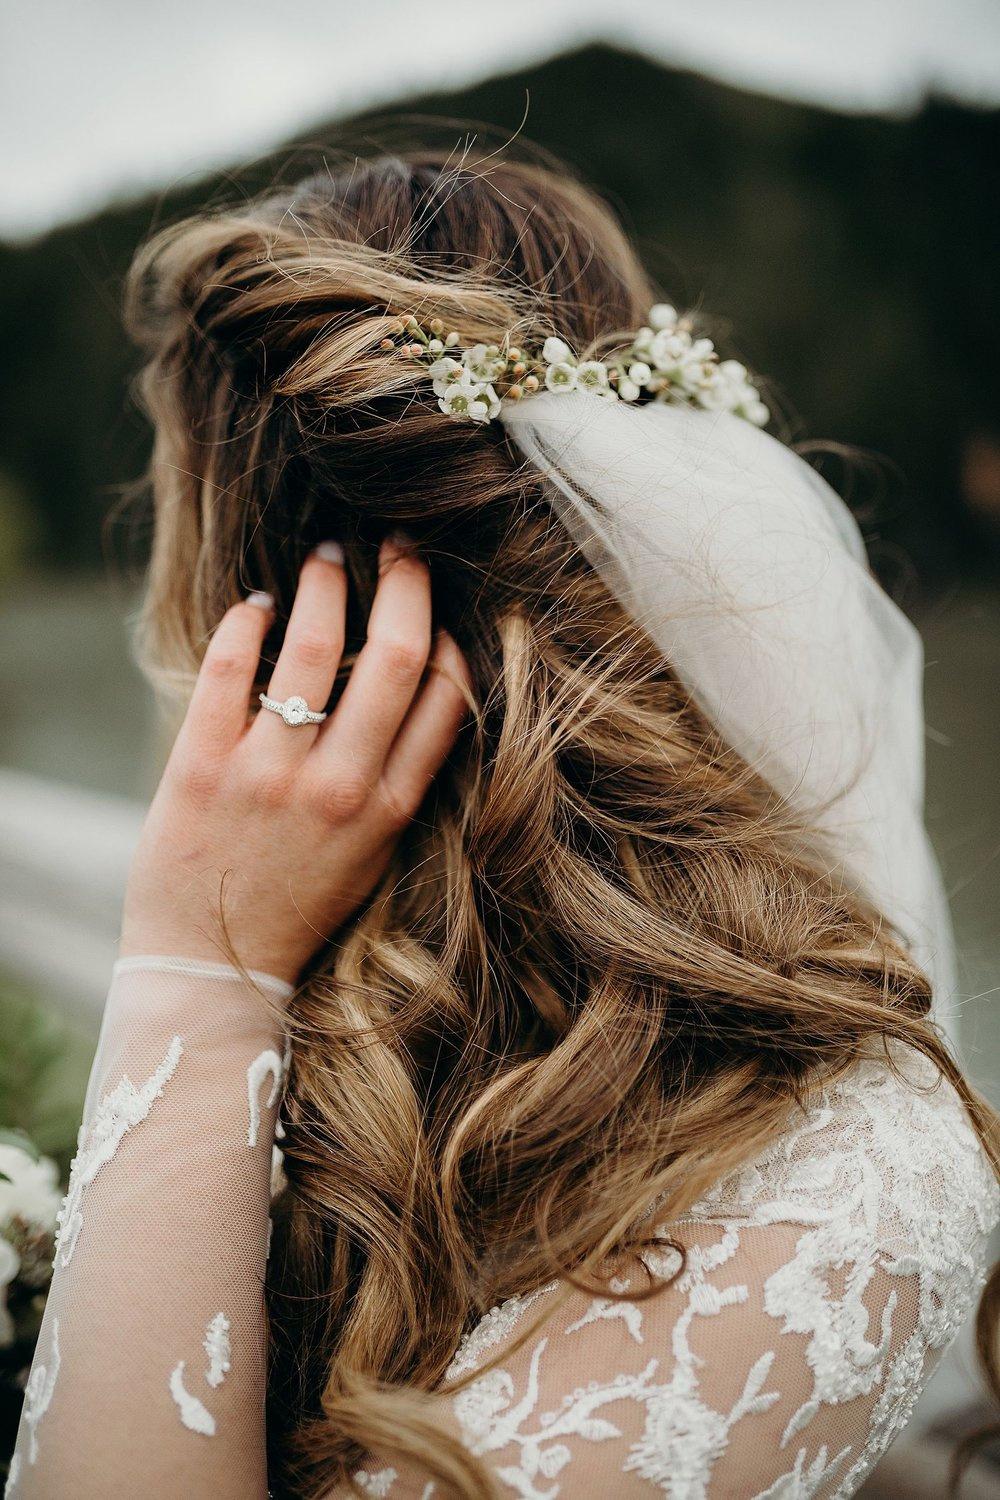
(6, 959, 997, 1499)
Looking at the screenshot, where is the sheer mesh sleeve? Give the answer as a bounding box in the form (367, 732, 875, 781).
(342, 1047, 999, 1500)
(7, 967, 996, 1500)
(6, 958, 291, 1500)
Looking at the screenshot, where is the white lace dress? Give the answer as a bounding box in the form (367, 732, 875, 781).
(5, 958, 997, 1499)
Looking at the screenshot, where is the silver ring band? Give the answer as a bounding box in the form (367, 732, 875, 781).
(258, 692, 327, 727)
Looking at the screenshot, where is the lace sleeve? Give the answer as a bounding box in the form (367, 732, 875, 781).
(5, 958, 290, 1500)
(343, 1049, 999, 1500)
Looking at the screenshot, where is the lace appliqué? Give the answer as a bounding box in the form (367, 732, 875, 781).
(54, 1037, 183, 1267)
(22, 1317, 61, 1467)
(203, 1312, 231, 1388)
(170, 1361, 216, 1437)
(169, 1311, 231, 1438)
(355, 1470, 399, 1497)
(447, 1283, 559, 1382)
(3, 1453, 20, 1497)
(246, 1040, 289, 1149)
(439, 1050, 998, 1499)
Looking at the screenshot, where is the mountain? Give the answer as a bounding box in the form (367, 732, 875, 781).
(2, 43, 998, 584)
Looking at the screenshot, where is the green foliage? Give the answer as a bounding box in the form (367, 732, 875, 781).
(1, 43, 998, 581)
(0, 978, 92, 1467)
(0, 978, 94, 1177)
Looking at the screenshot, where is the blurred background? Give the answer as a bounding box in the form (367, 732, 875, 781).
(1, 1, 999, 1489)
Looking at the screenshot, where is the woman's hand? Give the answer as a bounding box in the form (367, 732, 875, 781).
(121, 536, 470, 985)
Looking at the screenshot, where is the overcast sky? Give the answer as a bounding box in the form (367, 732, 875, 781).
(4, 0, 1000, 240)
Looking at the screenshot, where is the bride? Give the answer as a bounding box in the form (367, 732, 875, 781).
(7, 150, 999, 1499)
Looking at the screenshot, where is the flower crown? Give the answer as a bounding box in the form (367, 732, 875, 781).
(381, 303, 769, 428)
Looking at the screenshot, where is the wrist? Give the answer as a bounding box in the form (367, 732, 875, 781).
(112, 952, 296, 1000)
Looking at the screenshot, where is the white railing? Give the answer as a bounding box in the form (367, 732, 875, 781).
(0, 767, 143, 1021)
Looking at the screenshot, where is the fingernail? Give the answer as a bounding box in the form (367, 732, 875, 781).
(314, 540, 345, 565)
(246, 591, 274, 611)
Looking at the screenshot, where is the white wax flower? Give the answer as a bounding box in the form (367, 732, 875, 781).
(695, 360, 769, 426)
(428, 356, 465, 397)
(542, 336, 572, 365)
(628, 361, 652, 385)
(743, 397, 770, 426)
(464, 344, 507, 383)
(577, 360, 610, 392)
(545, 361, 579, 393)
(631, 326, 655, 361)
(438, 380, 500, 422)
(618, 377, 641, 402)
(649, 303, 678, 331)
(648, 329, 688, 371)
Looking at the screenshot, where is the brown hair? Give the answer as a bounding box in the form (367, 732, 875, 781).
(125, 148, 1000, 1497)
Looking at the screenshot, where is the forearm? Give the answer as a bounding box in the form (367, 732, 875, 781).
(9, 958, 291, 1499)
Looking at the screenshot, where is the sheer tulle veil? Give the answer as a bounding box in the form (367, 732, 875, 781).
(501, 393, 957, 1031)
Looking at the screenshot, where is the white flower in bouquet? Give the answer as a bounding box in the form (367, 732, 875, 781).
(0, 1137, 62, 1347)
(0, 1235, 19, 1346)
(0, 1142, 61, 1240)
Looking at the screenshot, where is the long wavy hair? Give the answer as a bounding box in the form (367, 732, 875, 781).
(125, 148, 1000, 1497)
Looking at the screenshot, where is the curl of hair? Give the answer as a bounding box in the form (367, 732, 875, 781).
(124, 148, 1000, 1497)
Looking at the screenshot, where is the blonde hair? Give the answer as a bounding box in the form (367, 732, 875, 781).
(125, 148, 1000, 1497)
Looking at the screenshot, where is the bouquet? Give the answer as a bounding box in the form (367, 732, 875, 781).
(0, 1130, 62, 1462)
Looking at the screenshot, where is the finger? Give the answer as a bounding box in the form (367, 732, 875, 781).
(178, 592, 274, 754)
(378, 631, 472, 821)
(253, 541, 347, 755)
(313, 533, 432, 784)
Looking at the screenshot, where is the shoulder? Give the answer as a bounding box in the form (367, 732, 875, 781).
(678, 1044, 999, 1369)
(686, 1044, 998, 1248)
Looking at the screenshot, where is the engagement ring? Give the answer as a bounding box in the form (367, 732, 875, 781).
(258, 692, 327, 727)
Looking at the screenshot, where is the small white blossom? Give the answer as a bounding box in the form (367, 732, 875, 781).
(631, 325, 655, 361)
(428, 355, 465, 397)
(545, 361, 579, 393)
(577, 360, 610, 393)
(696, 359, 769, 425)
(744, 397, 770, 426)
(542, 335, 572, 365)
(438, 380, 500, 422)
(406, 303, 764, 426)
(648, 328, 688, 371)
(464, 344, 507, 383)
(649, 303, 678, 331)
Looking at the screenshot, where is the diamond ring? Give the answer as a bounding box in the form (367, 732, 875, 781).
(258, 692, 328, 727)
